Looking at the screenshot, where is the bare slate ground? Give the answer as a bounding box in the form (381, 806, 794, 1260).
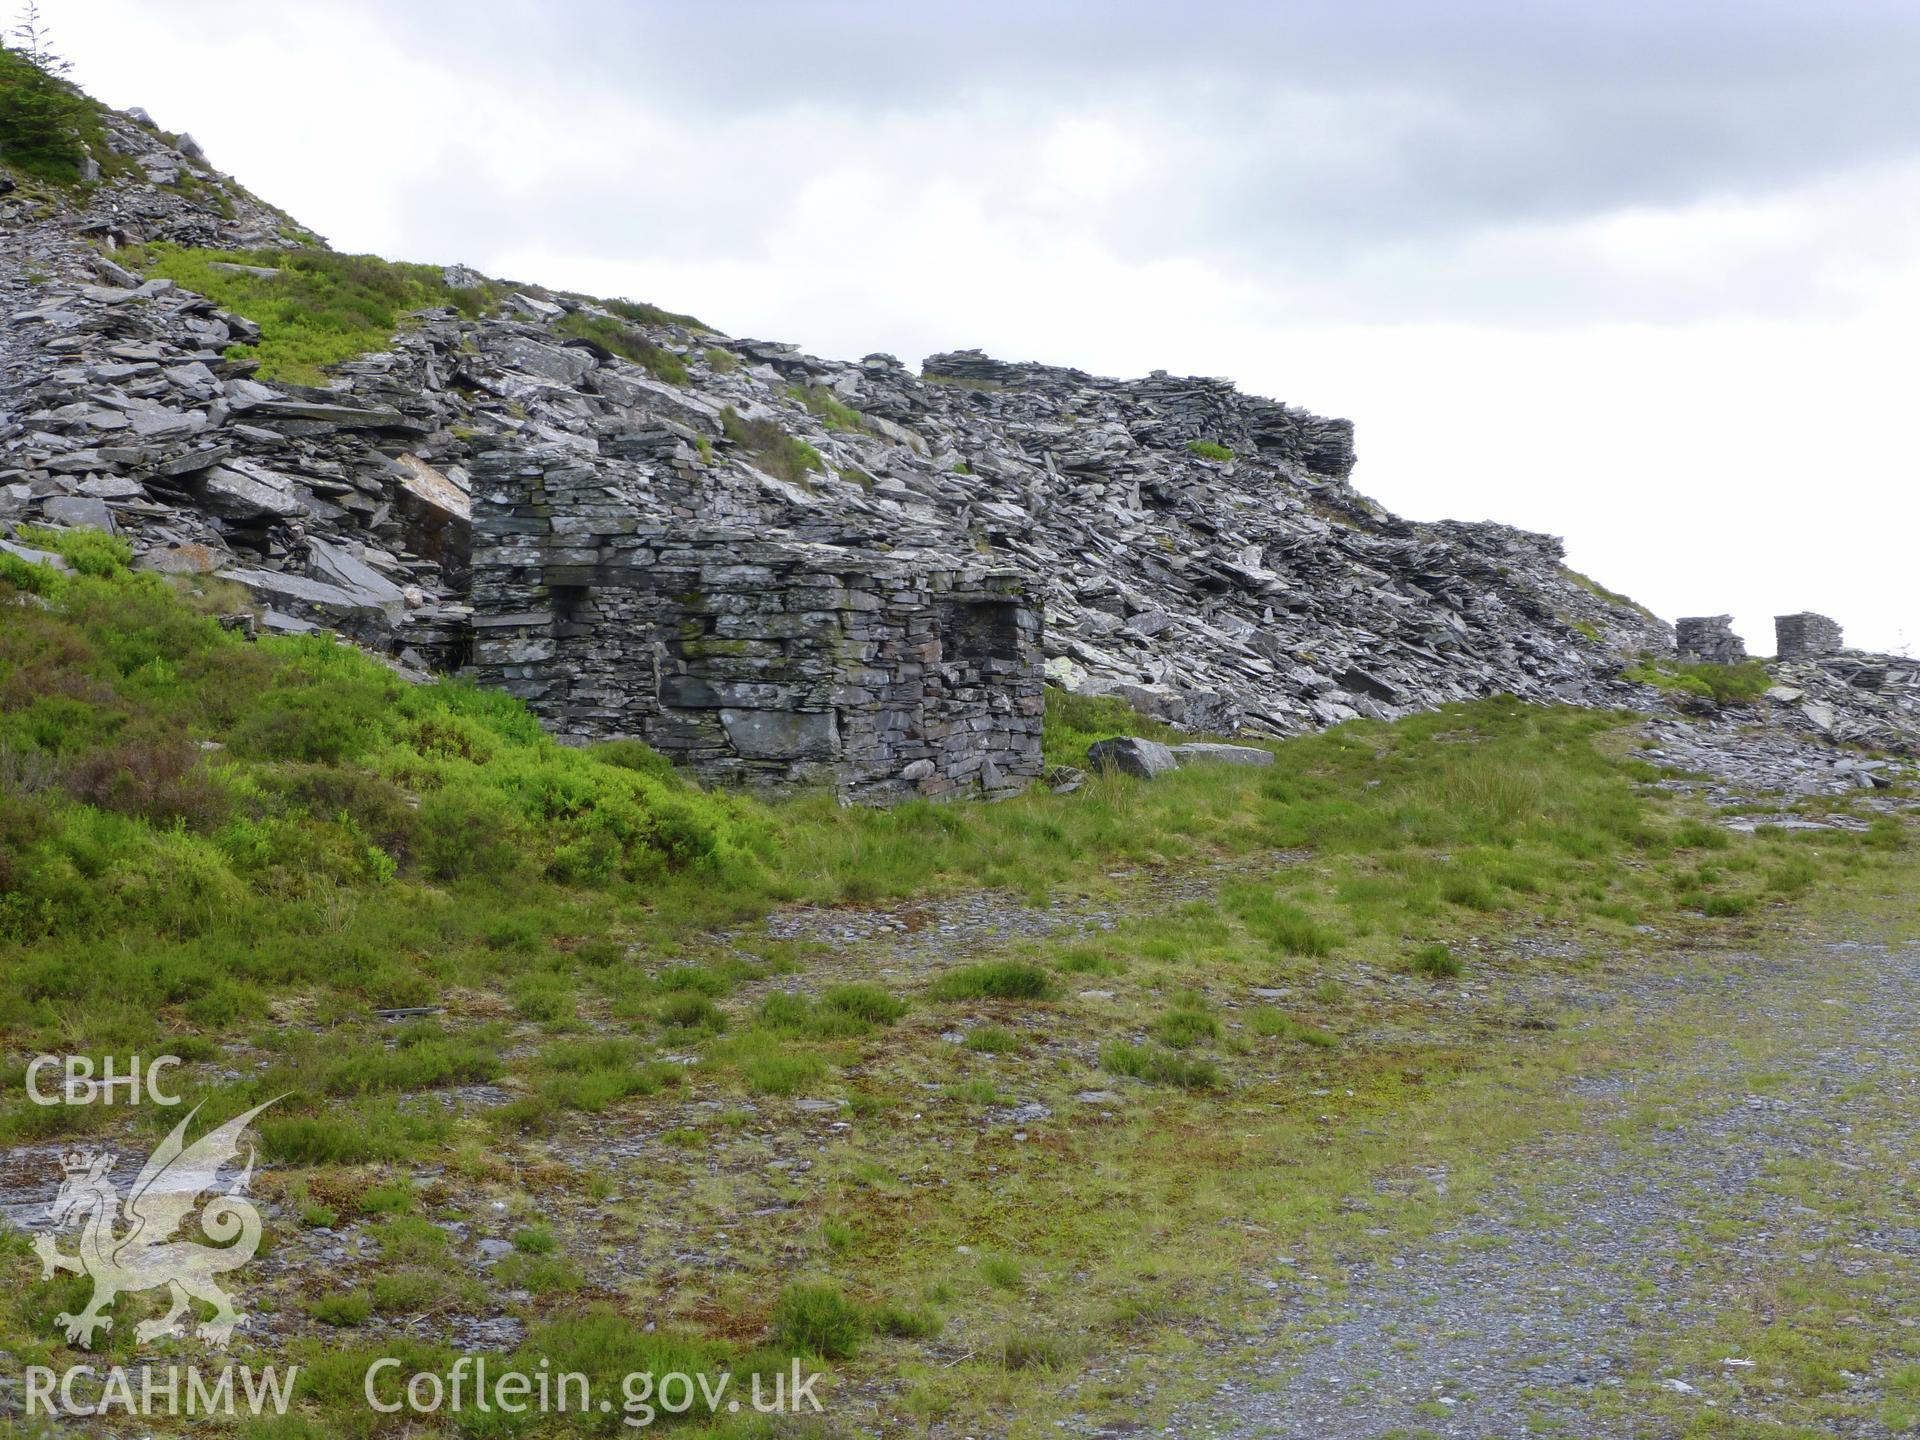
(1181, 932, 1920, 1440)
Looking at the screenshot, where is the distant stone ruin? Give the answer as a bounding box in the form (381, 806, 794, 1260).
(1775, 612, 1844, 661)
(466, 446, 1044, 800)
(1675, 616, 1746, 665)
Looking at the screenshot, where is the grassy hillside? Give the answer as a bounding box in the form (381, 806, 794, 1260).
(132, 246, 499, 384)
(0, 531, 1905, 1436)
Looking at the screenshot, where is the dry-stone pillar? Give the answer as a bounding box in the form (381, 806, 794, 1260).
(1675, 616, 1745, 664)
(1774, 613, 1843, 660)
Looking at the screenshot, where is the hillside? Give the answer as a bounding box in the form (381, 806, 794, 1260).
(3, 91, 1675, 734)
(11, 89, 1920, 764)
(6, 71, 1920, 1440)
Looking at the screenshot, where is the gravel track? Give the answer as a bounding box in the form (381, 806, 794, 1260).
(1183, 933, 1920, 1439)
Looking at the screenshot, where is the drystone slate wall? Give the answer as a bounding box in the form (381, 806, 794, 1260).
(466, 446, 1044, 800)
(1775, 612, 1844, 661)
(1676, 615, 1746, 664)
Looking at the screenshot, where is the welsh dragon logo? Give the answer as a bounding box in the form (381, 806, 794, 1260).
(34, 1098, 279, 1349)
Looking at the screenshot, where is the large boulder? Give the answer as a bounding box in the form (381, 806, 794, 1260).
(40, 495, 117, 531)
(1170, 742, 1274, 768)
(1085, 736, 1180, 779)
(191, 462, 305, 521)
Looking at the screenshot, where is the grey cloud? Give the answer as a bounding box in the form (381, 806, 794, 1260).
(374, 0, 1920, 230)
(334, 0, 1920, 328)
(79, 0, 1920, 333)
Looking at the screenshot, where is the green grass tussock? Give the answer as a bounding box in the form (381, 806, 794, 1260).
(787, 383, 870, 433)
(600, 295, 707, 331)
(1560, 564, 1657, 618)
(720, 405, 824, 485)
(1624, 657, 1774, 706)
(769, 1280, 867, 1360)
(1101, 1040, 1221, 1090)
(1041, 686, 1183, 767)
(928, 961, 1055, 1002)
(1186, 439, 1234, 462)
(556, 309, 690, 384)
(135, 245, 499, 384)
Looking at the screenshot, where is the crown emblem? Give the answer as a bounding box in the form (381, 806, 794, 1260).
(59, 1150, 95, 1175)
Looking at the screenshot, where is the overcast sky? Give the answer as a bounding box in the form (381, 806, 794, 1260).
(52, 1, 1920, 652)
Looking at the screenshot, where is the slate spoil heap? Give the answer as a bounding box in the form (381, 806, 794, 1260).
(6, 97, 1919, 795)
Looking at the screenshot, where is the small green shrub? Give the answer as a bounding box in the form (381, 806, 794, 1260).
(769, 1281, 866, 1360)
(258, 1105, 450, 1165)
(493, 1252, 584, 1295)
(589, 738, 677, 781)
(742, 1052, 826, 1095)
(1042, 686, 1180, 767)
(1247, 1009, 1336, 1046)
(821, 982, 907, 1025)
(370, 1215, 447, 1264)
(1672, 820, 1730, 851)
(414, 785, 528, 882)
(787, 384, 868, 434)
(928, 962, 1054, 1002)
(705, 1031, 832, 1097)
(17, 524, 131, 578)
(1055, 944, 1127, 976)
(1225, 886, 1343, 957)
(370, 1269, 464, 1313)
(657, 993, 725, 1033)
(1410, 943, 1463, 978)
(306, 1291, 371, 1327)
(510, 972, 574, 1023)
(719, 406, 823, 485)
(1439, 872, 1501, 911)
(500, 1040, 685, 1128)
(1186, 439, 1234, 463)
(870, 1302, 942, 1339)
(996, 1330, 1068, 1370)
(1100, 1041, 1220, 1090)
(555, 310, 688, 384)
(962, 1024, 1020, 1054)
(818, 1216, 857, 1252)
(754, 990, 884, 1040)
(1148, 1007, 1219, 1049)
(977, 1253, 1022, 1290)
(355, 1182, 416, 1214)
